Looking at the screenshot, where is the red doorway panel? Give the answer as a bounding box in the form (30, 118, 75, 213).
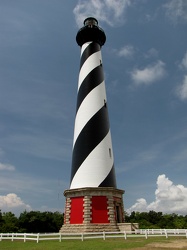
(70, 197, 84, 224)
(91, 196, 109, 223)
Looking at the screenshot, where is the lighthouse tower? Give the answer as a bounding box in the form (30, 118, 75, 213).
(61, 17, 125, 233)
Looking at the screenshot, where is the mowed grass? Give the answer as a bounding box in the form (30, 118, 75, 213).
(0, 237, 186, 250)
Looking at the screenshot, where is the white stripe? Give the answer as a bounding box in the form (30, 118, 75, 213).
(80, 42, 91, 56)
(73, 81, 107, 146)
(78, 51, 102, 90)
(70, 131, 114, 189)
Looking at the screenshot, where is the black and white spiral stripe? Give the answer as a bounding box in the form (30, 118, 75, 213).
(70, 42, 116, 189)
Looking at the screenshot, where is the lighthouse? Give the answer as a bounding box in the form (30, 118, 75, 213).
(61, 17, 125, 233)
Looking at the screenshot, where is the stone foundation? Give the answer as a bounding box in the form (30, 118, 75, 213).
(60, 187, 125, 233)
(117, 223, 139, 231)
(60, 223, 139, 233)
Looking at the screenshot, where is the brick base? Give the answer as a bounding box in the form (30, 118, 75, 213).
(60, 187, 125, 233)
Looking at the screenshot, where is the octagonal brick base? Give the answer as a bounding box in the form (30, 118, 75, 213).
(60, 187, 125, 233)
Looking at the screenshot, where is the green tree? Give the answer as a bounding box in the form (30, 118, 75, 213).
(0, 210, 3, 232)
(147, 211, 163, 226)
(161, 214, 176, 228)
(1, 212, 19, 233)
(52, 211, 64, 231)
(173, 215, 186, 229)
(125, 211, 187, 229)
(18, 211, 64, 233)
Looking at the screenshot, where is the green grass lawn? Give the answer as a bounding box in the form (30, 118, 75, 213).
(0, 237, 186, 250)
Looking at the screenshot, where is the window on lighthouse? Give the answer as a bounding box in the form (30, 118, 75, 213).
(104, 99, 107, 107)
(84, 18, 98, 27)
(109, 148, 112, 158)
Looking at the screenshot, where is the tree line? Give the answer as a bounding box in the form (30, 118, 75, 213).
(125, 211, 187, 229)
(1, 210, 187, 233)
(0, 210, 64, 233)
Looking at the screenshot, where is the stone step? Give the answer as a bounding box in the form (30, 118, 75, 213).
(60, 223, 120, 233)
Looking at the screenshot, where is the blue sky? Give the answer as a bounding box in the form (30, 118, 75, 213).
(0, 0, 187, 216)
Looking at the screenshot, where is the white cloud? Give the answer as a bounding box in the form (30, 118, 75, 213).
(176, 52, 187, 100)
(127, 198, 148, 213)
(144, 48, 159, 59)
(127, 174, 187, 215)
(0, 193, 31, 214)
(117, 45, 135, 58)
(131, 61, 166, 85)
(164, 0, 187, 23)
(180, 51, 187, 70)
(0, 163, 15, 171)
(73, 0, 131, 27)
(176, 75, 187, 100)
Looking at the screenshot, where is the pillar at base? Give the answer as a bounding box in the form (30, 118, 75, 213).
(60, 187, 125, 233)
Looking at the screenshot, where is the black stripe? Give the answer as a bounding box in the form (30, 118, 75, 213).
(76, 65, 104, 113)
(99, 165, 117, 188)
(70, 105, 109, 183)
(80, 42, 100, 69)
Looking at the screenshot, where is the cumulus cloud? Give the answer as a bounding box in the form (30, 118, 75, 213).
(180, 51, 187, 70)
(117, 45, 135, 58)
(0, 163, 15, 171)
(176, 52, 187, 100)
(131, 60, 166, 85)
(176, 75, 187, 100)
(127, 174, 187, 215)
(144, 48, 159, 59)
(164, 0, 187, 23)
(73, 0, 131, 27)
(128, 198, 148, 212)
(0, 193, 31, 214)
